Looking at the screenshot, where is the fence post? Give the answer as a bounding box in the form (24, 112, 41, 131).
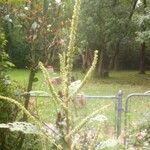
(117, 90, 123, 138)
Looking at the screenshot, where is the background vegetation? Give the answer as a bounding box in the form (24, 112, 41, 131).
(1, 0, 150, 74)
(0, 0, 150, 149)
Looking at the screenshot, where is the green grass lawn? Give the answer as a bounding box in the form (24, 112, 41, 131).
(7, 69, 150, 134)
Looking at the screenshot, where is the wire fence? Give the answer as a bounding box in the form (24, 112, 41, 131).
(21, 90, 150, 144)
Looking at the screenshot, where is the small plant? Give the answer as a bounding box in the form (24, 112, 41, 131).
(128, 112, 150, 149)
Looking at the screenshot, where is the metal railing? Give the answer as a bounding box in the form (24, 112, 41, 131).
(85, 90, 123, 138)
(22, 90, 123, 138)
(21, 89, 150, 142)
(124, 91, 150, 145)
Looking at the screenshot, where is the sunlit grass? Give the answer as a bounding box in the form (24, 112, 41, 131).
(8, 69, 150, 131)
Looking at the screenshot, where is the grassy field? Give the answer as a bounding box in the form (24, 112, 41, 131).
(7, 69, 150, 134)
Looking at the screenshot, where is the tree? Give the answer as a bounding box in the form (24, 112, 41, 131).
(78, 0, 134, 76)
(78, 0, 111, 77)
(133, 0, 150, 74)
(78, 0, 150, 74)
(139, 0, 147, 74)
(0, 0, 68, 148)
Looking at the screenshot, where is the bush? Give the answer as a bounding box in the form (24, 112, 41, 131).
(4, 22, 29, 68)
(0, 26, 25, 150)
(128, 112, 150, 149)
(0, 75, 23, 149)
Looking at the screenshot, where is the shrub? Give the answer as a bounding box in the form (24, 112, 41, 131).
(4, 23, 30, 68)
(128, 112, 150, 149)
(0, 26, 24, 150)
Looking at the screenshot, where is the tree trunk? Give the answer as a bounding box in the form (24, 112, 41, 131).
(97, 49, 109, 78)
(129, 0, 138, 20)
(0, 130, 6, 150)
(17, 69, 36, 149)
(139, 0, 147, 74)
(109, 41, 120, 70)
(43, 0, 49, 15)
(81, 50, 93, 72)
(139, 42, 145, 74)
(23, 69, 36, 118)
(112, 0, 119, 7)
(17, 2, 37, 148)
(114, 55, 119, 70)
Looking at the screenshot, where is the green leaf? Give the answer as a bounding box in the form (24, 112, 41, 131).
(0, 122, 39, 134)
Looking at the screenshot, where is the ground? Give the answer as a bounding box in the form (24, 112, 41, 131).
(8, 69, 150, 138)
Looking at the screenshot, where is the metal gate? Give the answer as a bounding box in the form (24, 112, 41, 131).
(21, 90, 150, 143)
(124, 91, 150, 145)
(22, 90, 123, 138)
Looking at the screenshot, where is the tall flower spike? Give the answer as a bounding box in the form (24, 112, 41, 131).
(59, 52, 66, 81)
(70, 50, 98, 99)
(39, 62, 60, 103)
(63, 0, 81, 100)
(67, 0, 81, 58)
(39, 62, 67, 110)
